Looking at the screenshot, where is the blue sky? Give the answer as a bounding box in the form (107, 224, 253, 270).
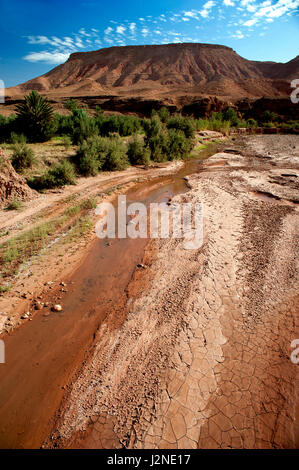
(1, 0, 298, 87)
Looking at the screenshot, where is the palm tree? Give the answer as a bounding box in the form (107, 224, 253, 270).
(16, 90, 54, 142)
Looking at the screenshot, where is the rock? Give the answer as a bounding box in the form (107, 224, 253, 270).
(137, 263, 146, 269)
(21, 312, 30, 319)
(52, 304, 62, 312)
(35, 302, 43, 310)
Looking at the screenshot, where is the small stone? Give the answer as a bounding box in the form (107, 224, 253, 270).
(21, 312, 30, 320)
(137, 263, 146, 269)
(52, 304, 62, 312)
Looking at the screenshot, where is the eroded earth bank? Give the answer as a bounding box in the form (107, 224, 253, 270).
(45, 135, 299, 449)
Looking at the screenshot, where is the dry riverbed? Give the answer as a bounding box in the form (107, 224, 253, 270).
(0, 134, 298, 449)
(45, 134, 299, 449)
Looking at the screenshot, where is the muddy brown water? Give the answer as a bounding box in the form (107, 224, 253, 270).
(0, 145, 218, 449)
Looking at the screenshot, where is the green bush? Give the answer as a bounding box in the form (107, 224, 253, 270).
(127, 136, 150, 166)
(167, 115, 195, 139)
(96, 114, 142, 137)
(5, 199, 23, 211)
(196, 117, 230, 134)
(61, 135, 72, 149)
(73, 136, 103, 176)
(247, 118, 258, 128)
(260, 110, 277, 124)
(71, 109, 98, 145)
(74, 135, 129, 174)
(157, 107, 170, 123)
(0, 114, 17, 143)
(168, 129, 193, 160)
(10, 132, 27, 144)
(222, 108, 240, 127)
(148, 131, 169, 163)
(102, 136, 129, 171)
(11, 143, 35, 172)
(29, 160, 76, 190)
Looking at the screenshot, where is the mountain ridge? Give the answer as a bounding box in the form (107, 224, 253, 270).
(6, 43, 298, 102)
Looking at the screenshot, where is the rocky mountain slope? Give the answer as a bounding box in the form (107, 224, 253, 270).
(7, 43, 298, 101)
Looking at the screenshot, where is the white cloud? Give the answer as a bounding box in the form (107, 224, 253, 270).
(255, 0, 299, 18)
(232, 29, 245, 38)
(184, 11, 199, 19)
(223, 0, 235, 5)
(243, 18, 258, 25)
(104, 27, 113, 34)
(23, 51, 70, 64)
(203, 1, 215, 8)
(116, 26, 126, 34)
(199, 1, 216, 17)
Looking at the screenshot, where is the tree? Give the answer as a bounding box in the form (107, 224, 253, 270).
(15, 91, 54, 142)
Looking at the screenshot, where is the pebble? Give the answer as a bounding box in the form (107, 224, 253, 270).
(52, 304, 62, 312)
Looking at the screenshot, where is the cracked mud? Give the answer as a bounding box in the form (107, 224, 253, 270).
(46, 135, 299, 449)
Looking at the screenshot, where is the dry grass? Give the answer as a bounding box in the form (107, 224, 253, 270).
(0, 196, 97, 281)
(0, 137, 77, 179)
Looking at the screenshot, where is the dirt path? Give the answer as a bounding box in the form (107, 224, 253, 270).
(46, 135, 299, 449)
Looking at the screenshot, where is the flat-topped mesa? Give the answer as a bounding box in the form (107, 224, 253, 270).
(68, 43, 234, 60)
(5, 42, 299, 101)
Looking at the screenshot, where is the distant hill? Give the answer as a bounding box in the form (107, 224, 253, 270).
(7, 43, 298, 101)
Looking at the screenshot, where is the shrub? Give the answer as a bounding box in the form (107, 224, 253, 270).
(247, 118, 258, 128)
(0, 114, 17, 143)
(127, 136, 150, 166)
(157, 107, 170, 123)
(196, 119, 210, 131)
(15, 91, 54, 142)
(64, 99, 79, 112)
(71, 109, 98, 145)
(260, 110, 277, 124)
(73, 137, 102, 176)
(222, 108, 240, 127)
(29, 160, 76, 190)
(61, 135, 72, 149)
(10, 132, 27, 144)
(102, 136, 129, 171)
(96, 114, 142, 137)
(11, 143, 35, 172)
(148, 131, 169, 163)
(196, 118, 231, 134)
(144, 115, 164, 145)
(167, 115, 195, 139)
(167, 129, 193, 160)
(5, 199, 23, 211)
(74, 135, 129, 174)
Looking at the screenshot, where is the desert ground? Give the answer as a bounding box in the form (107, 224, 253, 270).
(0, 134, 298, 449)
